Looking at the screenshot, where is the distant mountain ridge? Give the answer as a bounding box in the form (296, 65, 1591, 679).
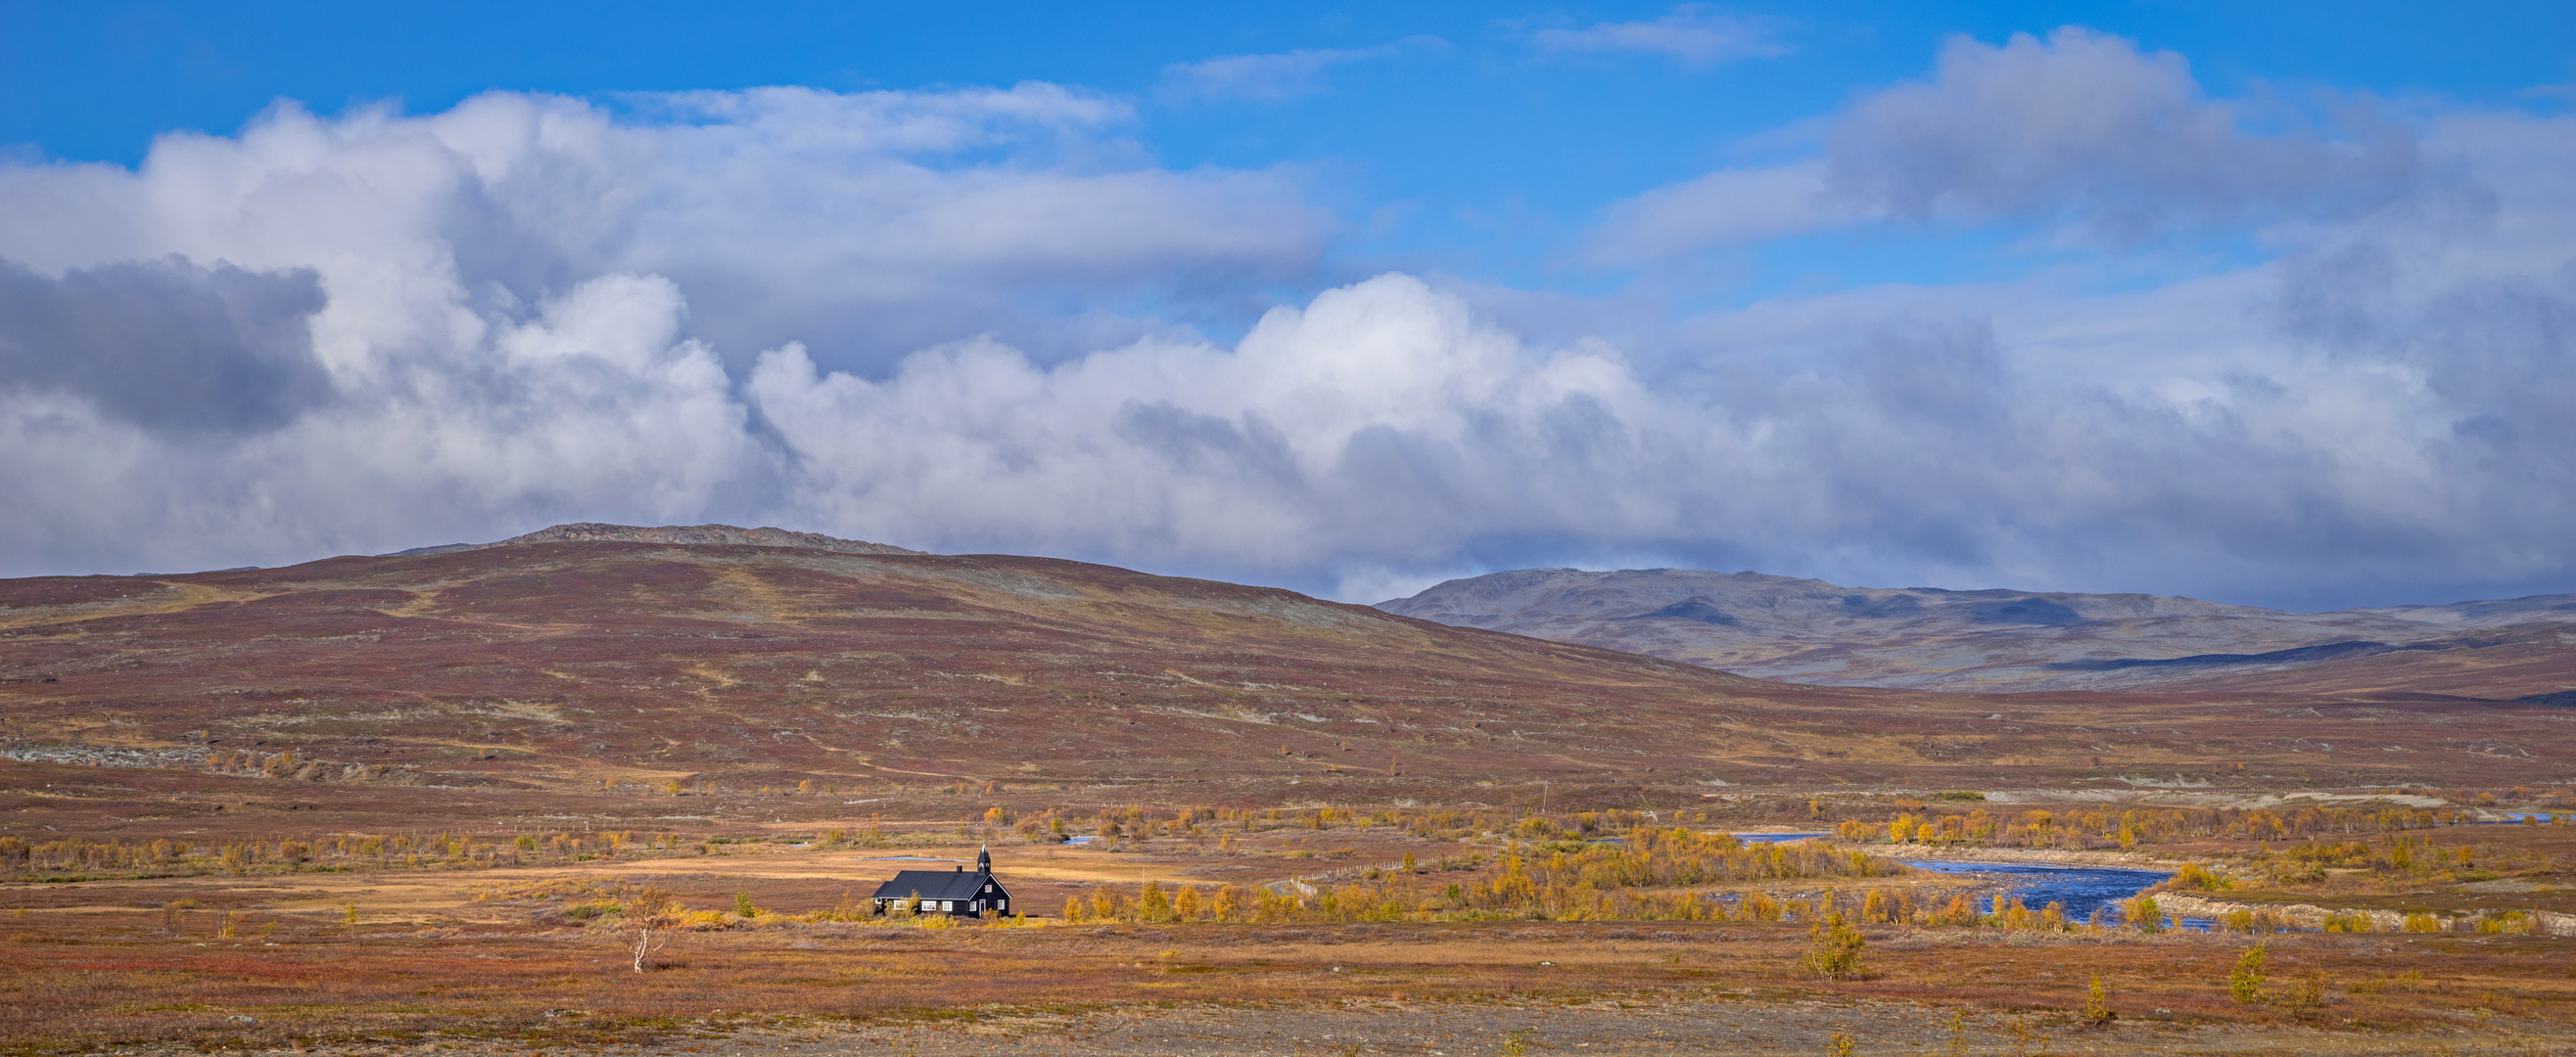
(1377, 568, 2576, 695)
(388, 522, 922, 558)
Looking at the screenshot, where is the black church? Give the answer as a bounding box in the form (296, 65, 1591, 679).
(869, 846, 1012, 917)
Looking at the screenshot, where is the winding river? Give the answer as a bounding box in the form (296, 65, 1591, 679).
(1897, 858, 2176, 923)
(1732, 832, 2174, 924)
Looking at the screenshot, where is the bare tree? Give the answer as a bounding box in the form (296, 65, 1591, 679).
(628, 886, 679, 973)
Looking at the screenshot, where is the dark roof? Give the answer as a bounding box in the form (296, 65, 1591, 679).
(870, 869, 1002, 901)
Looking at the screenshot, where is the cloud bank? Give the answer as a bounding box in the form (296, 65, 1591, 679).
(0, 85, 1329, 374)
(1593, 27, 2431, 259)
(0, 256, 327, 432)
(1, 38, 2572, 613)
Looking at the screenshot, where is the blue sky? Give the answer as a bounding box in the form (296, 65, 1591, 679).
(11, 1, 2567, 292)
(1, 2, 2572, 610)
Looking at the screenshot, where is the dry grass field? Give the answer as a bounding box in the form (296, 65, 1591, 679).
(11, 910, 2575, 1055)
(6, 772, 2575, 1055)
(5, 539, 2575, 1053)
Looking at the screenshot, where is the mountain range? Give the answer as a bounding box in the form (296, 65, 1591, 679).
(1378, 569, 2576, 697)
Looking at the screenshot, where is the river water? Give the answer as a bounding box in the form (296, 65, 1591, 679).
(1726, 832, 2174, 925)
(1897, 858, 2175, 923)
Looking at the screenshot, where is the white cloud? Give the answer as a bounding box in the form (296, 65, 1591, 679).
(1593, 26, 2432, 260)
(0, 270, 770, 575)
(0, 85, 1331, 373)
(1527, 5, 1786, 66)
(0, 84, 1330, 572)
(733, 123, 2576, 605)
(0, 55, 2571, 613)
(1159, 37, 1445, 103)
(1586, 161, 1864, 261)
(1829, 27, 2424, 233)
(745, 273, 1664, 572)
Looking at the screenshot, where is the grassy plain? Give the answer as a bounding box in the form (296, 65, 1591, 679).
(12, 910, 2575, 1055)
(6, 761, 2576, 1055)
(6, 541, 2576, 1053)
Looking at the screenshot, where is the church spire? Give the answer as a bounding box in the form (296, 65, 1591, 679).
(976, 844, 992, 873)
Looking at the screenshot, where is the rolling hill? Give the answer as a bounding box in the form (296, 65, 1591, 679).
(4, 528, 2571, 811)
(1377, 568, 2576, 698)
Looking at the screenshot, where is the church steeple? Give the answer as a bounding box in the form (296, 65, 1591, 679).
(976, 844, 992, 874)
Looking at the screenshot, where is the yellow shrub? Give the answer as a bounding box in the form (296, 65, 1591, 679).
(2171, 863, 2230, 892)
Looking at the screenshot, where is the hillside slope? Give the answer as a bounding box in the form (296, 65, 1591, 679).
(1378, 568, 2576, 695)
(5, 531, 2570, 799)
(0, 534, 1808, 792)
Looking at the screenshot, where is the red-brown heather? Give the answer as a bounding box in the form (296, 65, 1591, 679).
(5, 536, 2569, 795)
(3, 534, 2573, 1054)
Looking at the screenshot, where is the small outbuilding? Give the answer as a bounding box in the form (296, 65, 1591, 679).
(870, 845, 1011, 917)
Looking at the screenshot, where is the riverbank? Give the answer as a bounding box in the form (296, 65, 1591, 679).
(2153, 891, 2576, 936)
(1843, 841, 2199, 871)
(1853, 842, 2576, 937)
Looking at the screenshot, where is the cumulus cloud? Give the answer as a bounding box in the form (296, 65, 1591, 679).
(1158, 37, 1445, 102)
(1593, 27, 2431, 261)
(744, 275, 1658, 573)
(1828, 27, 2425, 234)
(1526, 5, 1786, 66)
(0, 269, 769, 576)
(0, 85, 1330, 372)
(0, 83, 1325, 571)
(0, 53, 2570, 612)
(726, 169, 2576, 608)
